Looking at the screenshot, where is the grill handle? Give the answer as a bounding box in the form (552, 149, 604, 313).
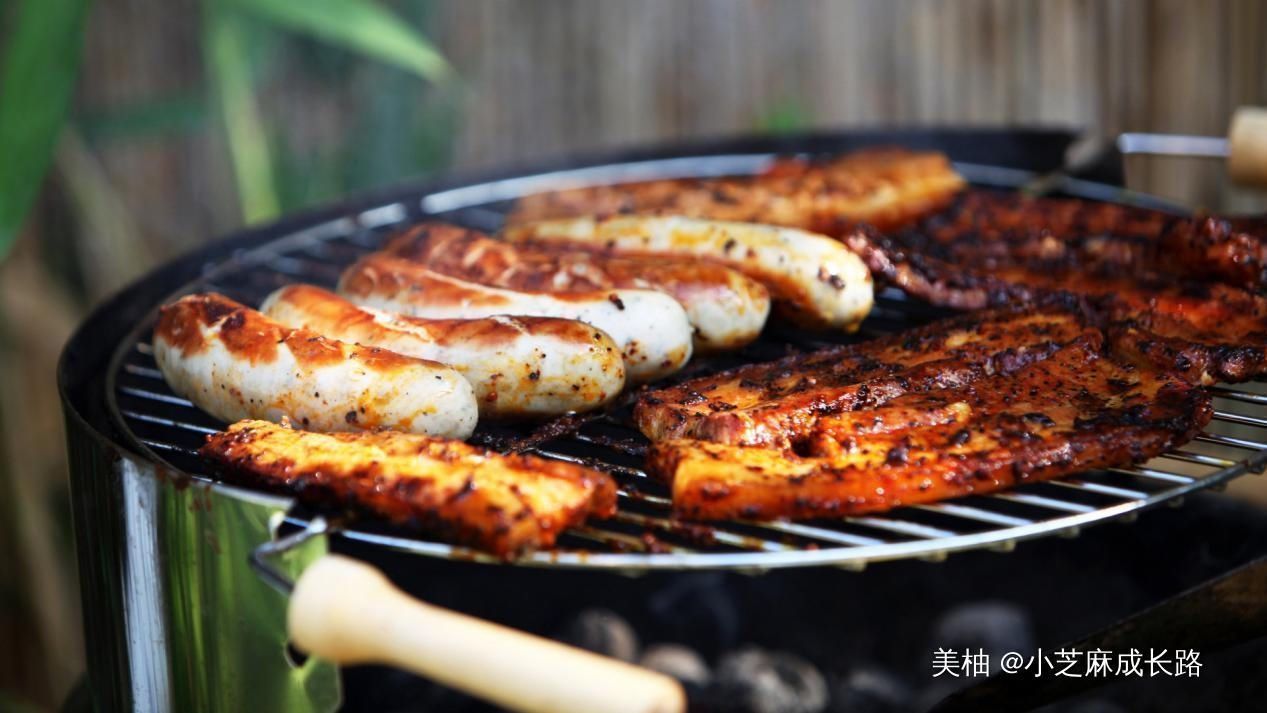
(1228, 106, 1267, 187)
(288, 554, 686, 713)
(1118, 106, 1267, 188)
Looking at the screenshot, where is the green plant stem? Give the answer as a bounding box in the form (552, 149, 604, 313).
(231, 0, 451, 83)
(0, 0, 90, 259)
(204, 3, 279, 224)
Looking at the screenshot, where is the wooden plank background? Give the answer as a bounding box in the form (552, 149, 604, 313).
(432, 0, 1266, 213)
(71, 0, 1267, 266)
(3, 1, 1265, 708)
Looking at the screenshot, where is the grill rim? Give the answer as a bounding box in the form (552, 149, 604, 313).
(67, 129, 1267, 572)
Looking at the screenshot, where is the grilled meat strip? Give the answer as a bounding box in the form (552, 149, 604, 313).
(648, 333, 1211, 521)
(382, 222, 771, 351)
(508, 147, 966, 233)
(829, 192, 1267, 383)
(635, 304, 1090, 447)
(202, 420, 617, 556)
(911, 192, 1267, 292)
(843, 229, 1267, 384)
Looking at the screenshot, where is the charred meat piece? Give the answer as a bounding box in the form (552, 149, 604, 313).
(202, 420, 617, 556)
(837, 192, 1267, 383)
(382, 222, 771, 351)
(843, 228, 1267, 384)
(508, 147, 966, 233)
(648, 334, 1211, 521)
(634, 304, 1091, 447)
(911, 192, 1267, 292)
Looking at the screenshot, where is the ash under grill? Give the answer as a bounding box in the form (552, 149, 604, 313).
(106, 157, 1267, 571)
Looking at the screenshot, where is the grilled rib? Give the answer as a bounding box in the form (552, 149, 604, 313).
(634, 303, 1091, 447)
(508, 147, 966, 233)
(201, 420, 617, 556)
(648, 333, 1212, 521)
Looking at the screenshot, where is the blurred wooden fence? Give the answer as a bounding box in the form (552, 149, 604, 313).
(75, 0, 1267, 264)
(434, 0, 1266, 212)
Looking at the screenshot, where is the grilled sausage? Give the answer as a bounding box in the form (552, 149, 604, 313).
(338, 253, 694, 383)
(153, 293, 478, 437)
(381, 223, 771, 352)
(260, 285, 625, 418)
(502, 215, 874, 330)
(507, 147, 967, 234)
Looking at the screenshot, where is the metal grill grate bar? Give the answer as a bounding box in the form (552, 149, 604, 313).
(1051, 480, 1149, 500)
(912, 503, 1035, 527)
(1195, 432, 1267, 451)
(988, 493, 1098, 514)
(1107, 467, 1194, 484)
(1162, 451, 1238, 468)
(120, 410, 218, 435)
(119, 386, 195, 407)
(1209, 387, 1267, 405)
(1212, 410, 1267, 428)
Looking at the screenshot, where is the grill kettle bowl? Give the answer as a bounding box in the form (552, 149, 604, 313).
(59, 128, 1264, 712)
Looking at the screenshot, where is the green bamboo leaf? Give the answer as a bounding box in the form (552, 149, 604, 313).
(205, 5, 280, 223)
(77, 93, 209, 143)
(0, 0, 90, 259)
(232, 0, 451, 83)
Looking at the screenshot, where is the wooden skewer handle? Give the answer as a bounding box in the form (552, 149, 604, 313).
(1228, 106, 1267, 188)
(288, 555, 686, 713)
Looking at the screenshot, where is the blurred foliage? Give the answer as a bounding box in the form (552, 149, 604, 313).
(206, 5, 282, 221)
(0, 2, 455, 709)
(0, 0, 90, 260)
(755, 99, 811, 135)
(206, 0, 452, 223)
(0, 0, 452, 255)
(77, 93, 209, 142)
(231, 0, 450, 82)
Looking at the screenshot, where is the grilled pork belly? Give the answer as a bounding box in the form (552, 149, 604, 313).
(202, 420, 617, 556)
(843, 230, 1267, 384)
(635, 304, 1090, 447)
(911, 192, 1267, 293)
(508, 147, 966, 233)
(382, 222, 771, 351)
(648, 333, 1211, 521)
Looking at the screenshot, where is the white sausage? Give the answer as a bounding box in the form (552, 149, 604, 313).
(338, 253, 694, 384)
(152, 293, 478, 438)
(379, 222, 771, 352)
(503, 215, 874, 331)
(260, 285, 626, 418)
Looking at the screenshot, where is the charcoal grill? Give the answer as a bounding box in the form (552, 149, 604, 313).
(58, 129, 1267, 712)
(108, 149, 1267, 571)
